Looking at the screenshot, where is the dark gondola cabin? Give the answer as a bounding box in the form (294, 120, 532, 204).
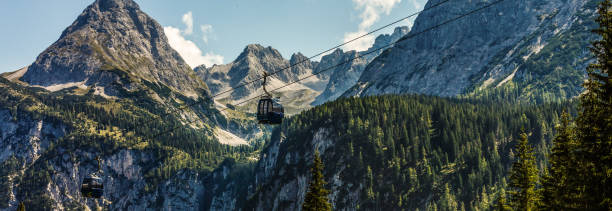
(81, 175, 104, 198)
(257, 97, 284, 124)
(81, 156, 104, 198)
(257, 72, 284, 124)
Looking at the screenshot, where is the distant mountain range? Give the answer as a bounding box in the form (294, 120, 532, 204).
(193, 26, 409, 113)
(193, 44, 321, 115)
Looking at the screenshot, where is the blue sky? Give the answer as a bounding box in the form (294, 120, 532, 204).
(0, 0, 427, 72)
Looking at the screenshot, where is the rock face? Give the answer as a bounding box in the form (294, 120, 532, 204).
(0, 106, 203, 210)
(248, 128, 340, 211)
(312, 26, 409, 105)
(20, 0, 206, 97)
(279, 52, 319, 85)
(0, 110, 68, 209)
(311, 50, 368, 106)
(344, 0, 593, 99)
(363, 26, 411, 62)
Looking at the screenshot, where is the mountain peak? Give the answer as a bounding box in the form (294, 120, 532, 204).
(61, 0, 139, 37)
(289, 52, 308, 63)
(97, 0, 138, 7)
(244, 43, 265, 51)
(393, 26, 409, 36)
(236, 44, 284, 62)
(95, 0, 139, 11)
(21, 0, 206, 97)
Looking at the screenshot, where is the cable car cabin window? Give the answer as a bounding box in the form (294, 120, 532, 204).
(272, 101, 283, 113)
(258, 100, 265, 115)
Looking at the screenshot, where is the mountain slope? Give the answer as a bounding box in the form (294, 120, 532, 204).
(19, 0, 207, 98)
(0, 76, 230, 210)
(467, 0, 599, 103)
(344, 0, 593, 102)
(246, 95, 574, 210)
(0, 0, 262, 210)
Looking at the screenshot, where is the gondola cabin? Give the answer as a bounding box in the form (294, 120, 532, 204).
(257, 98, 284, 124)
(81, 175, 104, 198)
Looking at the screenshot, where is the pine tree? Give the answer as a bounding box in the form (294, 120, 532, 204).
(539, 112, 578, 209)
(17, 202, 25, 211)
(571, 0, 612, 208)
(508, 132, 538, 211)
(494, 190, 511, 211)
(303, 151, 332, 211)
(439, 183, 458, 210)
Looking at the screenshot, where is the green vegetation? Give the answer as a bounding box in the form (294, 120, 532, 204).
(250, 94, 575, 210)
(508, 132, 538, 210)
(541, 0, 612, 208)
(538, 112, 575, 210)
(302, 151, 332, 211)
(498, 1, 612, 209)
(17, 202, 25, 211)
(494, 190, 511, 211)
(0, 75, 261, 209)
(2, 1, 610, 210)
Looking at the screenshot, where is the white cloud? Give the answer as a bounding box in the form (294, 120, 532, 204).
(400, 16, 415, 29)
(200, 24, 213, 44)
(164, 26, 223, 68)
(342, 31, 375, 52)
(409, 0, 422, 10)
(343, 0, 402, 51)
(182, 11, 194, 35)
(353, 0, 401, 29)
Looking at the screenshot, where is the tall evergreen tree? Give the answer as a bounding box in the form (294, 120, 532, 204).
(508, 132, 538, 211)
(571, 0, 612, 208)
(494, 190, 511, 211)
(303, 151, 332, 211)
(17, 202, 25, 211)
(539, 112, 580, 209)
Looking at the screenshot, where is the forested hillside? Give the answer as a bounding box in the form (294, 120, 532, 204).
(0, 77, 258, 209)
(248, 95, 576, 210)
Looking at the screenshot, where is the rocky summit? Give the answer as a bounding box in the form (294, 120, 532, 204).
(20, 0, 206, 97)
